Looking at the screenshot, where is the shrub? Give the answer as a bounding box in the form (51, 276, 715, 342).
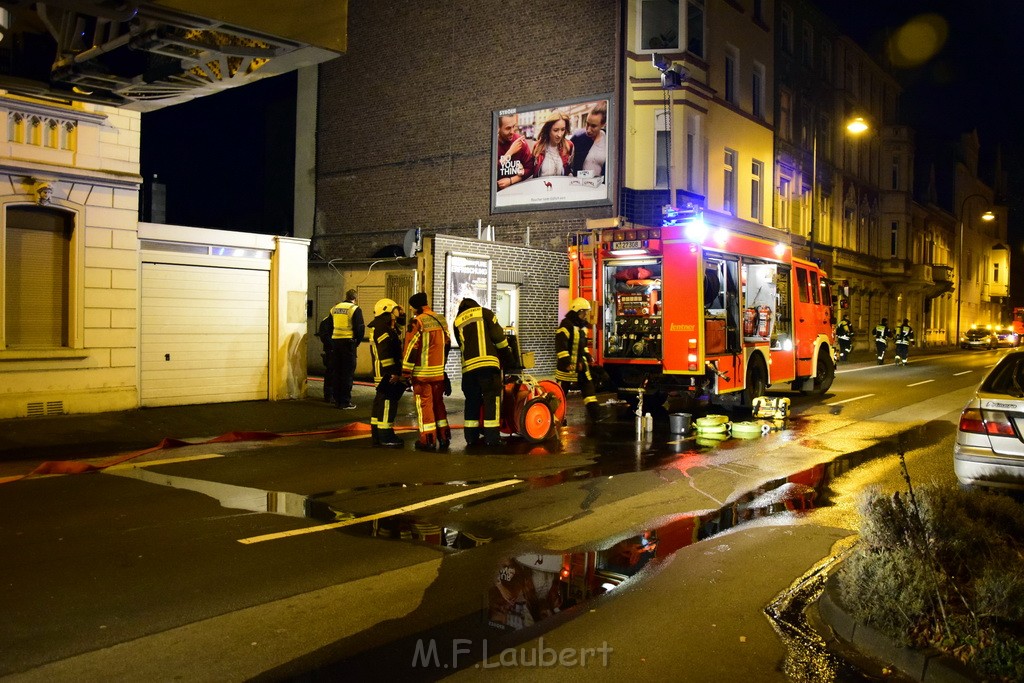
(836, 483, 1024, 679)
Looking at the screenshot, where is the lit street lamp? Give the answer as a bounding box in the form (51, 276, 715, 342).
(955, 194, 996, 346)
(808, 116, 869, 264)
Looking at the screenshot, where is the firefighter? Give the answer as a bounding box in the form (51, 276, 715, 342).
(835, 315, 854, 362)
(556, 297, 600, 421)
(894, 318, 915, 366)
(368, 298, 406, 448)
(453, 298, 514, 447)
(873, 317, 892, 365)
(402, 292, 452, 451)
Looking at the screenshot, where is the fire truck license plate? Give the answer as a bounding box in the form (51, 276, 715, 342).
(613, 240, 642, 250)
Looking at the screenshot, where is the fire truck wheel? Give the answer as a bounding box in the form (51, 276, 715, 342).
(742, 355, 768, 407)
(802, 348, 836, 395)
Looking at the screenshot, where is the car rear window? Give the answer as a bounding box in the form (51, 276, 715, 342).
(981, 353, 1024, 396)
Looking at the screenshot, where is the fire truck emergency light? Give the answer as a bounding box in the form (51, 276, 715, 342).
(774, 242, 787, 258)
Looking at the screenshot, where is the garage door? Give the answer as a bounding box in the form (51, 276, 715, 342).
(141, 262, 270, 407)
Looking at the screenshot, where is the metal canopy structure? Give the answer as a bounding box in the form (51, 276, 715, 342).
(0, 0, 345, 111)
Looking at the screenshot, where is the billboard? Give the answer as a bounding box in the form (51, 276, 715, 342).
(445, 252, 492, 327)
(491, 94, 614, 214)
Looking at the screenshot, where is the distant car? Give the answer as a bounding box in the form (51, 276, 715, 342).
(955, 350, 1024, 489)
(961, 327, 995, 350)
(995, 327, 1020, 348)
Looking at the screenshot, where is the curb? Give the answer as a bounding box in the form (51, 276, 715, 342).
(818, 573, 977, 682)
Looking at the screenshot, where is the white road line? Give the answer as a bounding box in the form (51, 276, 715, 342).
(105, 453, 224, 470)
(907, 379, 935, 387)
(238, 478, 524, 545)
(953, 370, 973, 376)
(826, 393, 875, 406)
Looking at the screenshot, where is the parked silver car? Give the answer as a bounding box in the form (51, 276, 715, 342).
(955, 350, 1024, 489)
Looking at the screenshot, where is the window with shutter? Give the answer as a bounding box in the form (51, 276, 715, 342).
(5, 206, 72, 348)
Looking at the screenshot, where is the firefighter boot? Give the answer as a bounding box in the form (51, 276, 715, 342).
(483, 428, 503, 447)
(586, 402, 602, 422)
(378, 429, 404, 448)
(437, 427, 451, 451)
(464, 426, 481, 447)
(414, 435, 436, 452)
(371, 425, 380, 445)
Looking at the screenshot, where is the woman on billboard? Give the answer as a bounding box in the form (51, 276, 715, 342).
(530, 111, 574, 177)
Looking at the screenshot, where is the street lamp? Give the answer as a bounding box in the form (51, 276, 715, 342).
(808, 116, 869, 264)
(955, 194, 996, 346)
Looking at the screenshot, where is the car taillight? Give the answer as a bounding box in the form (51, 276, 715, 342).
(983, 410, 1016, 436)
(959, 408, 986, 434)
(960, 408, 1016, 436)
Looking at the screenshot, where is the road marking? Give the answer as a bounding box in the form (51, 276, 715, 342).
(104, 453, 224, 470)
(953, 370, 973, 376)
(907, 379, 935, 387)
(826, 393, 875, 406)
(237, 478, 524, 545)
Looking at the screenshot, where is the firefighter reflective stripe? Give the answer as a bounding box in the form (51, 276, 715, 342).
(378, 397, 396, 429)
(331, 301, 358, 339)
(484, 395, 501, 428)
(454, 306, 508, 373)
(403, 310, 450, 380)
(555, 321, 588, 382)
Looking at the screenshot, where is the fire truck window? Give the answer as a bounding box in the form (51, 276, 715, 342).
(795, 267, 810, 303)
(819, 278, 832, 306)
(704, 262, 725, 310)
(810, 272, 821, 304)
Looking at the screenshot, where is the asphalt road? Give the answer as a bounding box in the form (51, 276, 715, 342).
(0, 348, 1004, 681)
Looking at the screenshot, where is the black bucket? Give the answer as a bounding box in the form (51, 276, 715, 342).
(669, 412, 692, 435)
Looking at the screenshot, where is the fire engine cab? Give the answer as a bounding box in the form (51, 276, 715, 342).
(569, 208, 836, 408)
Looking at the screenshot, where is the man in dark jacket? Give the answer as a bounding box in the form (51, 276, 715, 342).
(894, 318, 915, 366)
(368, 298, 406, 447)
(453, 298, 513, 447)
(316, 314, 335, 402)
(873, 318, 892, 366)
(556, 297, 600, 421)
(330, 289, 365, 409)
(835, 315, 854, 362)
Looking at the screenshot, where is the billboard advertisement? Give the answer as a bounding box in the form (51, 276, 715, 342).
(491, 94, 613, 214)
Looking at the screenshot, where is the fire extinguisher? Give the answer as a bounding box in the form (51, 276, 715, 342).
(757, 305, 772, 338)
(743, 308, 757, 336)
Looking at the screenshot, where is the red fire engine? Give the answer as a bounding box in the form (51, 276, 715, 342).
(569, 209, 836, 408)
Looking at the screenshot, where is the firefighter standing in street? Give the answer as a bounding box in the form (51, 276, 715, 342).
(873, 317, 892, 365)
(453, 297, 514, 447)
(402, 292, 452, 451)
(556, 298, 600, 421)
(836, 315, 854, 362)
(330, 289, 364, 409)
(894, 318, 915, 366)
(368, 298, 406, 448)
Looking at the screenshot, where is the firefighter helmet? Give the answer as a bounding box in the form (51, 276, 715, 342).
(374, 298, 399, 317)
(569, 297, 591, 312)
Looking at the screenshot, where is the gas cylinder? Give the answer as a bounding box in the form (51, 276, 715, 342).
(757, 305, 772, 338)
(743, 308, 757, 336)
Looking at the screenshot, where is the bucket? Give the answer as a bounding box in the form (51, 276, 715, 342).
(669, 412, 692, 435)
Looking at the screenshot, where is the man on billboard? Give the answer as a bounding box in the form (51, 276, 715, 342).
(570, 102, 608, 178)
(496, 113, 534, 191)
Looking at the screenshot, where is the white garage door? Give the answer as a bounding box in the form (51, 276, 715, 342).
(141, 262, 270, 407)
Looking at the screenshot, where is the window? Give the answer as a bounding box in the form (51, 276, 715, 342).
(752, 63, 765, 119)
(4, 206, 74, 348)
(640, 0, 678, 50)
(891, 155, 900, 190)
(778, 88, 793, 141)
(750, 160, 764, 223)
(655, 109, 669, 188)
(802, 23, 814, 67)
(994, 262, 1001, 284)
(753, 0, 764, 23)
(796, 266, 810, 303)
(810, 271, 821, 304)
(723, 149, 737, 215)
(494, 283, 520, 330)
(780, 5, 794, 53)
(778, 176, 792, 231)
(686, 0, 705, 58)
(724, 48, 737, 104)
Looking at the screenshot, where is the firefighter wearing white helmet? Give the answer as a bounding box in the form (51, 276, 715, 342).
(556, 298, 600, 421)
(368, 297, 406, 447)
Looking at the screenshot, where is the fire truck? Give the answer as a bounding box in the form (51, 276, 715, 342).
(568, 209, 836, 408)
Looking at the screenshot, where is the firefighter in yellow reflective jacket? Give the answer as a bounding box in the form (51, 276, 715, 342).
(330, 289, 364, 409)
(556, 297, 600, 421)
(454, 298, 514, 447)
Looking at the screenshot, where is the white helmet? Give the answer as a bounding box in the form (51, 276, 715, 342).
(374, 298, 399, 317)
(569, 297, 591, 312)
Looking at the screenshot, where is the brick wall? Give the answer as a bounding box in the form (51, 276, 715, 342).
(315, 0, 618, 259)
(430, 235, 567, 381)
